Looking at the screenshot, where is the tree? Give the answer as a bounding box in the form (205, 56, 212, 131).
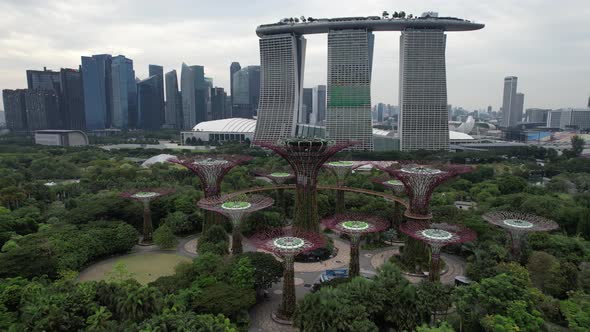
(230, 257, 254, 289)
(190, 282, 255, 324)
(236, 252, 283, 292)
(163, 211, 195, 234)
(416, 322, 454, 332)
(571, 135, 585, 157)
(527, 251, 569, 297)
(138, 312, 237, 331)
(153, 225, 178, 249)
(560, 292, 590, 331)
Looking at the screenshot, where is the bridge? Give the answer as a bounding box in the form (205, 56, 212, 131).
(225, 184, 409, 209)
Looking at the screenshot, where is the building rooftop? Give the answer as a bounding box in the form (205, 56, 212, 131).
(192, 118, 256, 133)
(257, 16, 484, 36)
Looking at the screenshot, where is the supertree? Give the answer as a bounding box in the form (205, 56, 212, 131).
(254, 138, 357, 231)
(168, 155, 251, 229)
(482, 211, 558, 259)
(400, 220, 476, 282)
(254, 169, 294, 217)
(323, 161, 369, 213)
(372, 175, 406, 228)
(121, 188, 174, 244)
(373, 161, 472, 219)
(322, 213, 389, 278)
(198, 194, 274, 254)
(250, 227, 324, 321)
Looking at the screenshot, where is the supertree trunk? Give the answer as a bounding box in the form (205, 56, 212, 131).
(294, 185, 319, 231)
(349, 236, 361, 278)
(142, 201, 153, 244)
(277, 188, 287, 218)
(279, 254, 296, 320)
(393, 201, 402, 229)
(401, 236, 430, 273)
(510, 231, 524, 261)
(232, 225, 243, 255)
(335, 190, 345, 214)
(429, 246, 442, 282)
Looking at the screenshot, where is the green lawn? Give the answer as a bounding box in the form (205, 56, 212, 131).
(78, 252, 191, 285)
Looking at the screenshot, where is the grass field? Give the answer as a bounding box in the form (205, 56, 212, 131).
(77, 252, 191, 284)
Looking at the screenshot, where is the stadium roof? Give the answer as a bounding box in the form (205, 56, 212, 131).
(192, 118, 256, 133)
(141, 154, 176, 168)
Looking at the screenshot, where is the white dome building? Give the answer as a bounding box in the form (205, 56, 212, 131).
(181, 118, 256, 145)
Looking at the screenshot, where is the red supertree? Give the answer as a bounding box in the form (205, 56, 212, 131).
(373, 161, 472, 219)
(198, 194, 274, 254)
(250, 227, 325, 321)
(121, 188, 174, 244)
(400, 220, 476, 282)
(372, 175, 405, 196)
(483, 211, 558, 259)
(168, 155, 251, 229)
(254, 168, 295, 217)
(254, 138, 357, 231)
(323, 160, 369, 213)
(322, 213, 389, 278)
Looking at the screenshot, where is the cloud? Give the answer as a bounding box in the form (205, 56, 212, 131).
(1, 0, 589, 111)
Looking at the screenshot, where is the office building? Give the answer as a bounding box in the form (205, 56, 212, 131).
(138, 76, 162, 130)
(2, 89, 28, 131)
(232, 65, 260, 119)
(399, 29, 449, 151)
(310, 85, 327, 125)
(326, 29, 374, 150)
(26, 68, 61, 92)
(81, 54, 112, 129)
(230, 62, 241, 116)
(25, 89, 60, 130)
(525, 108, 550, 124)
(501, 76, 523, 127)
(181, 63, 207, 128)
(253, 34, 306, 142)
(376, 103, 385, 122)
(59, 69, 85, 130)
(165, 70, 182, 129)
(550, 108, 590, 130)
(301, 88, 313, 124)
(34, 130, 89, 146)
(210, 87, 227, 120)
(149, 65, 165, 127)
(110, 56, 136, 128)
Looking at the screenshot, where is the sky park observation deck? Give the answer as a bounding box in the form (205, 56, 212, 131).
(253, 14, 484, 151)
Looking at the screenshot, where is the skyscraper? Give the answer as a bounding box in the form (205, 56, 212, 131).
(25, 89, 60, 130)
(59, 68, 85, 130)
(181, 63, 207, 129)
(377, 103, 385, 122)
(254, 34, 306, 142)
(81, 54, 112, 129)
(149, 65, 165, 127)
(2, 89, 28, 131)
(165, 70, 182, 129)
(210, 87, 227, 120)
(232, 65, 260, 119)
(138, 75, 162, 130)
(230, 62, 241, 116)
(399, 29, 449, 151)
(501, 76, 523, 127)
(26, 68, 61, 92)
(311, 85, 326, 125)
(326, 29, 374, 150)
(110, 56, 136, 129)
(301, 88, 313, 124)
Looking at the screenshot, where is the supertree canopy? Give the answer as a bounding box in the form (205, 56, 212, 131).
(198, 194, 274, 254)
(168, 155, 252, 197)
(322, 213, 389, 278)
(400, 220, 476, 282)
(374, 161, 472, 219)
(250, 227, 324, 321)
(255, 168, 294, 217)
(372, 175, 405, 196)
(483, 211, 558, 259)
(254, 138, 357, 231)
(121, 188, 174, 244)
(323, 161, 369, 213)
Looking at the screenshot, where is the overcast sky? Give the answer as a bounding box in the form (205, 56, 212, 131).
(1, 0, 589, 111)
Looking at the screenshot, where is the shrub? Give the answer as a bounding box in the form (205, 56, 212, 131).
(153, 225, 178, 249)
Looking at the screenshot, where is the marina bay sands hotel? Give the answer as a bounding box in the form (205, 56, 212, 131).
(253, 14, 484, 151)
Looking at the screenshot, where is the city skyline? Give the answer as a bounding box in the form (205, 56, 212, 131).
(1, 1, 589, 111)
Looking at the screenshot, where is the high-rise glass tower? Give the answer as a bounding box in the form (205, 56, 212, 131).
(59, 68, 85, 130)
(311, 85, 326, 125)
(181, 63, 206, 129)
(149, 64, 165, 127)
(232, 65, 260, 119)
(2, 89, 28, 131)
(25, 89, 60, 130)
(81, 54, 112, 129)
(111, 55, 136, 129)
(26, 68, 61, 92)
(254, 34, 306, 142)
(230, 62, 241, 116)
(138, 75, 162, 130)
(326, 29, 374, 150)
(210, 87, 227, 120)
(301, 88, 313, 124)
(165, 70, 182, 129)
(399, 29, 448, 151)
(502, 76, 521, 127)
